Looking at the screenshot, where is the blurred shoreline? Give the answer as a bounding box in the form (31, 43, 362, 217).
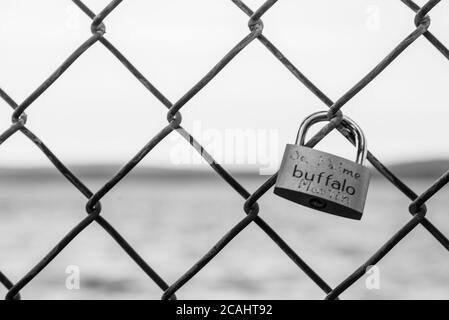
(0, 159, 447, 181)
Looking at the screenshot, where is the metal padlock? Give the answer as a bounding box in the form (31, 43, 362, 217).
(274, 111, 370, 220)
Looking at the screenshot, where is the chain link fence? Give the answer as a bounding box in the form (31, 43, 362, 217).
(0, 0, 448, 300)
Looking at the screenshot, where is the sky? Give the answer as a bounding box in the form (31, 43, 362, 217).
(0, 0, 448, 172)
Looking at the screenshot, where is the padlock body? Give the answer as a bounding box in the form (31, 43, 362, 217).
(274, 145, 370, 220)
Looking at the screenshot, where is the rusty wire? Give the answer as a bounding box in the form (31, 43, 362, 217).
(0, 0, 448, 300)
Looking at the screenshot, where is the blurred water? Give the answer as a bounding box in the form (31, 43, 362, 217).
(0, 174, 448, 299)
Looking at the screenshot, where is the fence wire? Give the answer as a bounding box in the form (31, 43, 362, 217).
(0, 0, 448, 300)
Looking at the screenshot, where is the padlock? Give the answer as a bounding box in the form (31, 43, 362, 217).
(274, 111, 370, 220)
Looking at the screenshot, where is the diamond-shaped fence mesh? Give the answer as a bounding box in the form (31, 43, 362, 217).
(0, 0, 448, 300)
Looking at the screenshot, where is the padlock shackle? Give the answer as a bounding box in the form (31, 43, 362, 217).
(295, 111, 367, 165)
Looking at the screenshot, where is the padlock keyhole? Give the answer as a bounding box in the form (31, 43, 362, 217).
(309, 198, 327, 210)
